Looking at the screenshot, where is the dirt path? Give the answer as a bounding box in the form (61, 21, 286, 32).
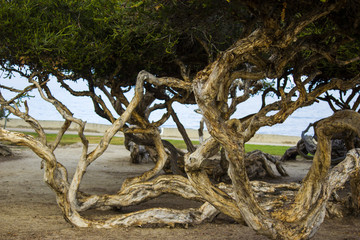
(0, 145, 359, 239)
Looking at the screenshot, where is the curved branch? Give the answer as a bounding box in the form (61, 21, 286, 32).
(76, 175, 202, 211)
(31, 78, 89, 150)
(0, 82, 37, 105)
(58, 77, 116, 123)
(140, 70, 192, 90)
(174, 59, 190, 82)
(185, 138, 244, 223)
(337, 56, 360, 66)
(246, 73, 357, 141)
(284, 110, 360, 220)
(86, 71, 146, 163)
(0, 91, 47, 145)
(120, 128, 168, 190)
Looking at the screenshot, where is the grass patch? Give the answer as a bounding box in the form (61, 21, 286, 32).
(166, 139, 200, 150)
(20, 132, 290, 156)
(166, 140, 289, 156)
(23, 132, 124, 145)
(245, 144, 290, 156)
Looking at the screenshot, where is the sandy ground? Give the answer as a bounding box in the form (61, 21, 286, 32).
(1, 144, 360, 240)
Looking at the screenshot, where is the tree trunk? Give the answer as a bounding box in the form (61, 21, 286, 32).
(350, 168, 360, 214)
(191, 55, 360, 239)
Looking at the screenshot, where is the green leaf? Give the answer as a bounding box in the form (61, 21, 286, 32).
(131, 1, 143, 8)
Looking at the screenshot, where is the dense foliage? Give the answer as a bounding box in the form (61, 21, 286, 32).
(0, 0, 245, 83)
(1, 0, 359, 108)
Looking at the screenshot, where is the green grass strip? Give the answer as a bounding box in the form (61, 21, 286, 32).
(20, 132, 290, 156)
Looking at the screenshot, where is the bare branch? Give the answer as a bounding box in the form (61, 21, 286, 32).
(145, 102, 167, 119)
(337, 56, 360, 66)
(0, 84, 23, 92)
(49, 120, 72, 151)
(170, 106, 196, 152)
(57, 78, 116, 123)
(28, 77, 90, 152)
(141, 70, 192, 90)
(318, 93, 338, 112)
(174, 59, 190, 82)
(0, 91, 47, 145)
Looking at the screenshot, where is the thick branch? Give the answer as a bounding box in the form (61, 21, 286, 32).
(140, 70, 192, 90)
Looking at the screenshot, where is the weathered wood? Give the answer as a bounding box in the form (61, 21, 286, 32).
(185, 112, 360, 239)
(245, 150, 288, 179)
(350, 170, 360, 214)
(190, 14, 360, 238)
(0, 143, 12, 156)
(1, 2, 360, 239)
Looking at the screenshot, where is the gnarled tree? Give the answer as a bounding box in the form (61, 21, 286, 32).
(1, 0, 360, 239)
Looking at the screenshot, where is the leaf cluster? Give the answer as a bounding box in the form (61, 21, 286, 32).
(0, 0, 359, 101)
(0, 0, 248, 85)
(0, 1, 154, 81)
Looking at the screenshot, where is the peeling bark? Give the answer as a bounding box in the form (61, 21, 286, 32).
(189, 19, 360, 239)
(350, 172, 360, 214)
(186, 107, 360, 239)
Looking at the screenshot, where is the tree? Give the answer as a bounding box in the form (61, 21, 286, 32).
(0, 106, 12, 156)
(1, 0, 360, 239)
(0, 86, 31, 156)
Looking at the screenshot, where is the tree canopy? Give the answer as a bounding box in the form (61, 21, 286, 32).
(0, 0, 245, 83)
(1, 0, 359, 116)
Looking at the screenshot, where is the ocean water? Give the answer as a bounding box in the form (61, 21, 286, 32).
(1, 75, 334, 137)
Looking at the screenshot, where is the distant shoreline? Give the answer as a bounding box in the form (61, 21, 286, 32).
(1, 118, 300, 146)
